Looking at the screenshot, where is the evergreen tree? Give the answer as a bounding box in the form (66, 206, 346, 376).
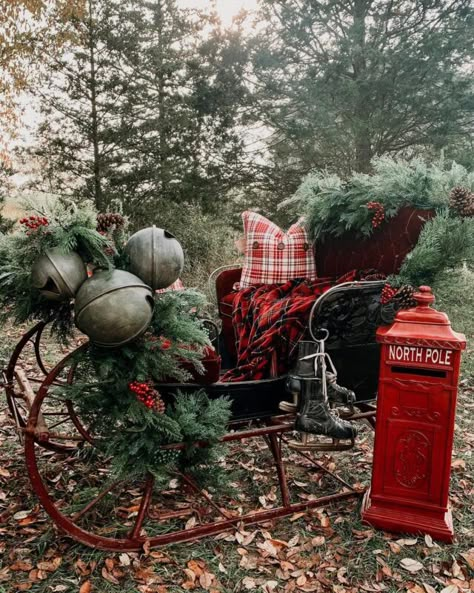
(250, 0, 474, 195)
(31, 0, 250, 221)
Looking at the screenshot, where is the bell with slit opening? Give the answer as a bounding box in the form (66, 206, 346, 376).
(74, 269, 154, 348)
(125, 226, 184, 290)
(31, 249, 87, 301)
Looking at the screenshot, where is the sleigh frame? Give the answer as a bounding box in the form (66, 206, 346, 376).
(2, 207, 431, 550)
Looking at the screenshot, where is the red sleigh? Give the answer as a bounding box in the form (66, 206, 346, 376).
(3, 207, 432, 550)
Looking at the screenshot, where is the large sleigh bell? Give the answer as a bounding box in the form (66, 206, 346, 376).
(124, 226, 184, 290)
(74, 269, 154, 348)
(31, 249, 87, 301)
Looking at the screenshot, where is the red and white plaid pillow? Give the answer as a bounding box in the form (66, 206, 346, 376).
(155, 278, 184, 294)
(239, 211, 317, 288)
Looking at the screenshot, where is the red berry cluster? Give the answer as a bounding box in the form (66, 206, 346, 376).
(128, 381, 166, 413)
(381, 283, 396, 304)
(20, 215, 49, 231)
(160, 337, 172, 350)
(367, 201, 385, 229)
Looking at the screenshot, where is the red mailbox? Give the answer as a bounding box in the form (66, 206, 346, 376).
(362, 286, 466, 542)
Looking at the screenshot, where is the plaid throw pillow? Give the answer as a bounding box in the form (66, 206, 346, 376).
(155, 278, 184, 294)
(239, 211, 317, 288)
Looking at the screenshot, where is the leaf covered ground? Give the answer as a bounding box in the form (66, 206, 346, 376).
(0, 269, 473, 593)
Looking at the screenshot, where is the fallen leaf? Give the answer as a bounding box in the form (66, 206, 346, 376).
(440, 586, 459, 593)
(185, 516, 197, 530)
(460, 548, 474, 570)
(396, 538, 418, 546)
(257, 539, 279, 558)
(9, 561, 33, 572)
(262, 581, 278, 593)
(388, 542, 401, 554)
(400, 558, 424, 573)
(119, 553, 130, 567)
(187, 560, 205, 577)
(451, 560, 462, 578)
(37, 557, 61, 572)
(79, 581, 92, 593)
(199, 572, 215, 590)
(451, 459, 466, 470)
(408, 586, 425, 593)
(101, 567, 120, 585)
(422, 584, 437, 593)
(242, 576, 256, 590)
(296, 575, 307, 586)
(424, 535, 434, 548)
(13, 511, 31, 521)
(183, 569, 196, 583)
(75, 560, 89, 576)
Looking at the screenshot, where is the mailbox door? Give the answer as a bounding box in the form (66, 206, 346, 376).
(372, 378, 456, 510)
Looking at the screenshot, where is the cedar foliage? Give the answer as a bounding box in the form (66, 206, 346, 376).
(61, 290, 231, 487)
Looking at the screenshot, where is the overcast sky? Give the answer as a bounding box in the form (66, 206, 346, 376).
(181, 0, 258, 26)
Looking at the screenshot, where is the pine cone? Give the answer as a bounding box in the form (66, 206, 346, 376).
(449, 186, 474, 217)
(394, 285, 416, 309)
(96, 212, 125, 232)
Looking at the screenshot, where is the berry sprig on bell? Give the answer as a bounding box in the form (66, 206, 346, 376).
(129, 381, 166, 413)
(96, 212, 125, 232)
(367, 201, 385, 229)
(20, 215, 49, 231)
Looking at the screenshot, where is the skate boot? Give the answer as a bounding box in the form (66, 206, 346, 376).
(326, 372, 356, 407)
(279, 341, 318, 413)
(295, 377, 357, 440)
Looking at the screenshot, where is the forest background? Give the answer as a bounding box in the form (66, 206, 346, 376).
(1, 0, 474, 286)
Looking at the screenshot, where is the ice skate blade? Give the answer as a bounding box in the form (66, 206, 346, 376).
(288, 435, 355, 452)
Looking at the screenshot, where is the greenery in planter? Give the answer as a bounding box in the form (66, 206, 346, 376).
(61, 290, 231, 488)
(281, 157, 474, 241)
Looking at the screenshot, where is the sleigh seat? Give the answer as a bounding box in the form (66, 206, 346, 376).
(159, 208, 433, 420)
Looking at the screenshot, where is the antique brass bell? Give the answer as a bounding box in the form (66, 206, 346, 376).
(74, 269, 154, 347)
(124, 226, 184, 290)
(31, 249, 87, 301)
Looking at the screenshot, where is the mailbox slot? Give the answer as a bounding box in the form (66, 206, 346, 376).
(390, 366, 447, 379)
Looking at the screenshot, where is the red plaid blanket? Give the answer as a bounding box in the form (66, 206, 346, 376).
(221, 270, 370, 382)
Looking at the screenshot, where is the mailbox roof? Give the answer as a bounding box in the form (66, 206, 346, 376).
(377, 286, 466, 349)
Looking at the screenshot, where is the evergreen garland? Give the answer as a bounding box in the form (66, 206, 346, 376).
(281, 157, 474, 241)
(59, 290, 232, 489)
(0, 198, 112, 341)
